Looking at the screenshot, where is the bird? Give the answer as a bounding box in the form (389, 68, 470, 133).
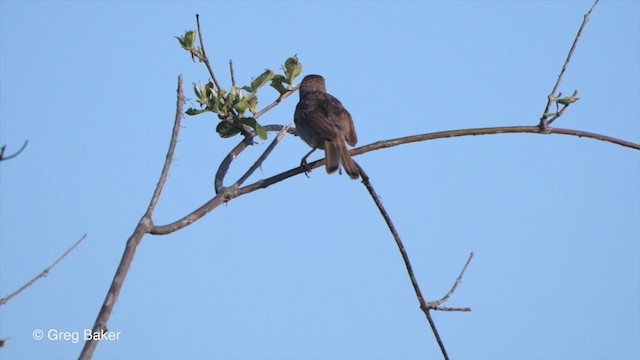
(293, 74, 359, 179)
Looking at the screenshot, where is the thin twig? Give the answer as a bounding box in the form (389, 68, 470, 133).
(547, 90, 579, 126)
(214, 138, 251, 194)
(0, 140, 28, 161)
(357, 164, 450, 357)
(147, 77, 185, 216)
(0, 233, 87, 306)
(195, 14, 222, 92)
(229, 59, 236, 87)
(254, 84, 299, 119)
(539, 0, 599, 128)
(79, 76, 185, 360)
(426, 310, 449, 360)
(214, 126, 291, 194)
(430, 252, 474, 308)
(233, 125, 290, 188)
(264, 124, 297, 136)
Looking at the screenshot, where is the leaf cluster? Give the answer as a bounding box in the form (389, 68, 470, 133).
(176, 30, 302, 140)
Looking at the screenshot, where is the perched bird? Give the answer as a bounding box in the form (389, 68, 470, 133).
(294, 75, 359, 179)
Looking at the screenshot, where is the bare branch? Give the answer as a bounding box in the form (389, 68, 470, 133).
(357, 164, 450, 356)
(233, 125, 290, 188)
(539, 0, 599, 128)
(149, 192, 228, 235)
(547, 90, 579, 126)
(147, 76, 185, 216)
(214, 138, 251, 194)
(0, 140, 28, 161)
(430, 252, 474, 308)
(426, 311, 449, 360)
(195, 14, 222, 92)
(254, 84, 299, 119)
(0, 233, 87, 306)
(79, 76, 185, 360)
(232, 124, 639, 199)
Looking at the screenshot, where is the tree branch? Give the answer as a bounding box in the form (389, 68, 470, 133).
(0, 233, 87, 306)
(357, 164, 454, 357)
(0, 140, 28, 161)
(539, 0, 599, 129)
(429, 252, 474, 311)
(195, 14, 222, 92)
(79, 75, 185, 360)
(231, 124, 638, 200)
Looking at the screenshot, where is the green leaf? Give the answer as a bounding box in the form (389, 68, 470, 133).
(251, 69, 275, 91)
(238, 117, 258, 128)
(248, 96, 258, 113)
(556, 96, 580, 105)
(270, 75, 288, 95)
(214, 88, 228, 116)
(255, 123, 268, 140)
(186, 107, 209, 116)
(284, 55, 302, 83)
(228, 86, 240, 103)
(193, 82, 212, 106)
(238, 117, 268, 140)
(233, 91, 256, 114)
(216, 121, 240, 138)
(176, 30, 196, 50)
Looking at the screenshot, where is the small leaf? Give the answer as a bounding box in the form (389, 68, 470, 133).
(270, 75, 288, 95)
(193, 82, 212, 106)
(228, 86, 240, 104)
(186, 107, 209, 116)
(176, 30, 197, 50)
(556, 96, 580, 105)
(193, 83, 202, 99)
(216, 121, 240, 138)
(238, 117, 267, 140)
(251, 69, 276, 91)
(238, 117, 258, 128)
(284, 55, 302, 83)
(233, 91, 256, 114)
(214, 88, 228, 116)
(248, 96, 258, 113)
(255, 123, 268, 140)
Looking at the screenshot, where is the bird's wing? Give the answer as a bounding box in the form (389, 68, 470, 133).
(300, 93, 340, 140)
(325, 94, 357, 146)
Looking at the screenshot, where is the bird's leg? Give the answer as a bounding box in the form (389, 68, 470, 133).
(300, 148, 317, 177)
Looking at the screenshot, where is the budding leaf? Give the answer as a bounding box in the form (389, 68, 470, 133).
(247, 96, 258, 113)
(251, 69, 275, 91)
(234, 92, 256, 114)
(284, 55, 302, 83)
(255, 123, 268, 140)
(176, 30, 197, 50)
(270, 75, 288, 95)
(556, 96, 580, 105)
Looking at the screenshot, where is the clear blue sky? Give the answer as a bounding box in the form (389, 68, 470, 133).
(1, 1, 639, 359)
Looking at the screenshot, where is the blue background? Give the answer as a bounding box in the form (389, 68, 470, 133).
(1, 1, 639, 359)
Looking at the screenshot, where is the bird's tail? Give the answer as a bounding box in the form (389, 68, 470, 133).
(325, 139, 359, 180)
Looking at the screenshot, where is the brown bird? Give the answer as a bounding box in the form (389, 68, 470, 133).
(294, 75, 359, 179)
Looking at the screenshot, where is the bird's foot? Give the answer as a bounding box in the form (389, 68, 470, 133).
(300, 159, 312, 178)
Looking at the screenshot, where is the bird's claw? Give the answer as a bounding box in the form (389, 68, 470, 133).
(300, 160, 312, 178)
